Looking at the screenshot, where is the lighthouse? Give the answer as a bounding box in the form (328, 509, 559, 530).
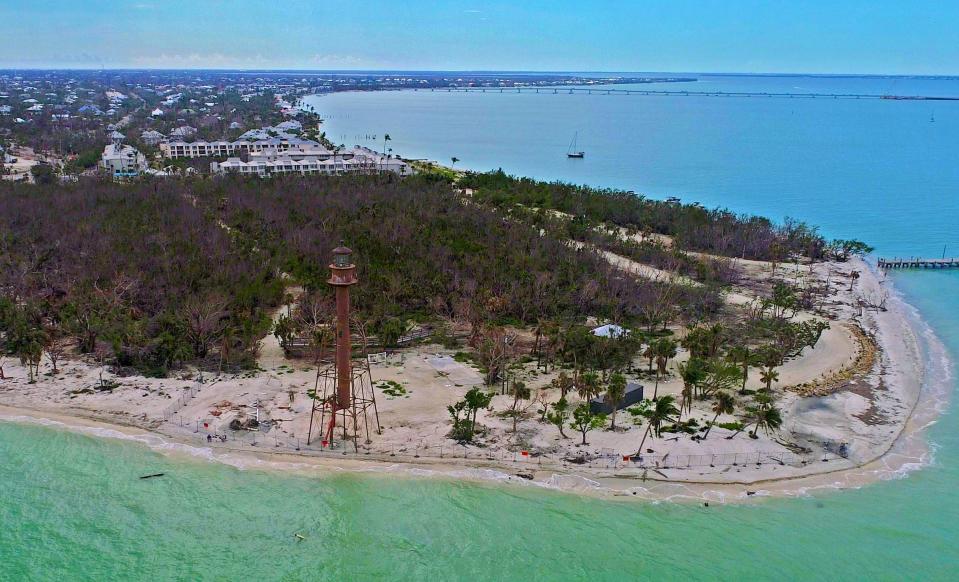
(307, 244, 380, 450)
(328, 244, 357, 412)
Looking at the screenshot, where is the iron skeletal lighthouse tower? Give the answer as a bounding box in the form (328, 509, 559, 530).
(307, 244, 380, 450)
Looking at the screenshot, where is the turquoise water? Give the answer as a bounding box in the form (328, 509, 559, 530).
(3, 76, 959, 579)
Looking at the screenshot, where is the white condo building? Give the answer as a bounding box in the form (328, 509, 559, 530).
(160, 136, 320, 159)
(210, 145, 411, 177)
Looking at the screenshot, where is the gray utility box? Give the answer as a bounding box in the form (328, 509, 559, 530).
(590, 381, 644, 415)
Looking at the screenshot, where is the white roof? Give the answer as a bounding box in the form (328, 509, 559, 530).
(591, 324, 629, 338)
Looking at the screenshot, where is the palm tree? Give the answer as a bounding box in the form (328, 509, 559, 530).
(642, 342, 656, 372)
(605, 373, 627, 429)
(749, 405, 783, 438)
(726, 345, 755, 392)
(509, 381, 531, 432)
(702, 391, 735, 440)
(551, 370, 573, 399)
(760, 366, 779, 392)
(577, 370, 602, 403)
(652, 338, 677, 398)
(635, 395, 679, 454)
(676, 358, 707, 416)
(451, 156, 460, 168)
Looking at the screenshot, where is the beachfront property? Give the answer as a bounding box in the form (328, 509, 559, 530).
(100, 132, 147, 178)
(210, 145, 411, 177)
(160, 135, 321, 159)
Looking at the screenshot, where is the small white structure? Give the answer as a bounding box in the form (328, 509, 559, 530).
(591, 324, 630, 339)
(100, 132, 147, 178)
(151, 108, 164, 117)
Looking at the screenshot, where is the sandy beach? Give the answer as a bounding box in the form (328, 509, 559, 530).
(0, 249, 944, 503)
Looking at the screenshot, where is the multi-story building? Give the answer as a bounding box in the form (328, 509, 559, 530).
(160, 136, 321, 159)
(210, 145, 411, 177)
(100, 133, 147, 178)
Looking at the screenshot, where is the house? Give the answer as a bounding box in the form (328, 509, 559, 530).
(589, 382, 644, 415)
(591, 324, 630, 339)
(169, 125, 197, 140)
(275, 120, 302, 132)
(141, 130, 166, 146)
(100, 133, 147, 178)
(151, 108, 164, 116)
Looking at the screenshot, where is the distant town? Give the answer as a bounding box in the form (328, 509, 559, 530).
(0, 70, 694, 183)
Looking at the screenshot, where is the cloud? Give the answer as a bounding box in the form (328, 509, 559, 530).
(129, 52, 273, 68)
(309, 54, 378, 67)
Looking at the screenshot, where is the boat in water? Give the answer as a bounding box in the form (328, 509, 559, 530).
(567, 132, 585, 158)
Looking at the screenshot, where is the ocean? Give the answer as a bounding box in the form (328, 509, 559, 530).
(2, 75, 958, 580)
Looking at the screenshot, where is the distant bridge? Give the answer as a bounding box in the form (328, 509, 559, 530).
(878, 257, 959, 269)
(417, 87, 959, 101)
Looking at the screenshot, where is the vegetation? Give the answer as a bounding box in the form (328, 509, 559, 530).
(460, 170, 829, 261)
(1, 171, 837, 453)
(570, 403, 606, 445)
(0, 181, 282, 376)
(447, 387, 494, 442)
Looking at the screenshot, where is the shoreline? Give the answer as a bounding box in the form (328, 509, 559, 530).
(0, 259, 949, 503)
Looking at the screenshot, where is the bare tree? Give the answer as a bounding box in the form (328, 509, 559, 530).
(183, 295, 229, 359)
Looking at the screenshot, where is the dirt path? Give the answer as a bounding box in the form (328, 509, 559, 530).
(257, 285, 303, 369)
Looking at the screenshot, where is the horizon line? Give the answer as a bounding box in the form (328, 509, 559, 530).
(0, 67, 957, 79)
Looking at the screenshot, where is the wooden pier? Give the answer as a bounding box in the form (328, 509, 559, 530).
(878, 257, 959, 269)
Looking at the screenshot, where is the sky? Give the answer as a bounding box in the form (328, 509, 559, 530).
(1, 0, 956, 75)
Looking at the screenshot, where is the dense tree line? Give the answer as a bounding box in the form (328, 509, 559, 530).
(1, 175, 723, 376)
(0, 181, 283, 376)
(188, 175, 717, 331)
(460, 170, 829, 261)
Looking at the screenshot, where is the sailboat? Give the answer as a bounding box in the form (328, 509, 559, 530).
(567, 132, 585, 158)
(929, 112, 936, 123)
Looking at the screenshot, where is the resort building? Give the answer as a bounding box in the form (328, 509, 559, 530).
(100, 132, 148, 178)
(210, 145, 411, 177)
(160, 136, 321, 159)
